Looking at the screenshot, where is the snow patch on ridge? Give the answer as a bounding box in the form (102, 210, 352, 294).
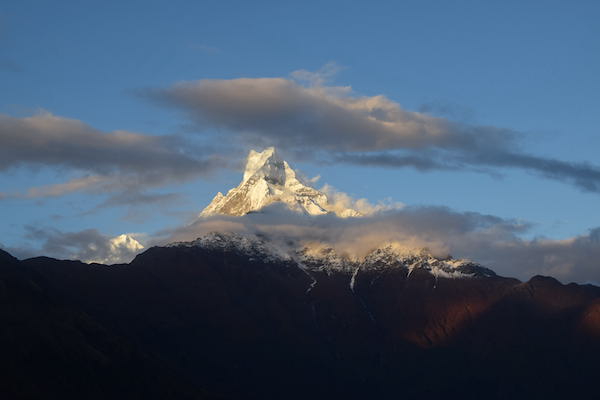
(167, 232, 291, 263)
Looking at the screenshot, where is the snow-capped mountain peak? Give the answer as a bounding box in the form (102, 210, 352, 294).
(200, 147, 360, 217)
(242, 147, 285, 184)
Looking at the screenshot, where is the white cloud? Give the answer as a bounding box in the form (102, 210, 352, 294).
(319, 184, 404, 216)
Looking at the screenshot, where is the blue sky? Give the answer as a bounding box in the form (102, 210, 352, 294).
(1, 1, 600, 277)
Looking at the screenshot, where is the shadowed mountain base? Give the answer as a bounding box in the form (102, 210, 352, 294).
(0, 245, 598, 399)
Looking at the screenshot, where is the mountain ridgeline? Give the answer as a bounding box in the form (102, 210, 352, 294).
(1, 233, 599, 399)
(2, 148, 599, 399)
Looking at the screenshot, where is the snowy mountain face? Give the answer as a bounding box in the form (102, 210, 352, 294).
(167, 232, 495, 279)
(200, 147, 360, 217)
(194, 149, 494, 280)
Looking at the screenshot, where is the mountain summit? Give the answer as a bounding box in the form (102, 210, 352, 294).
(200, 147, 360, 217)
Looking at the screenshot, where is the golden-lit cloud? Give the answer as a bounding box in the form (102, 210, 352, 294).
(147, 71, 600, 193)
(158, 205, 600, 284)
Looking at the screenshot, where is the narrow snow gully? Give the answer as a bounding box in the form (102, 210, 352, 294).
(349, 266, 360, 293)
(348, 266, 377, 324)
(297, 262, 318, 294)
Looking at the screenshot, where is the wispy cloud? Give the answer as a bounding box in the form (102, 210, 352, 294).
(146, 69, 600, 193)
(290, 62, 344, 87)
(0, 111, 228, 200)
(23, 175, 109, 198)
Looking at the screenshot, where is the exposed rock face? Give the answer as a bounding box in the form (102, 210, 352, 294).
(200, 147, 360, 217)
(1, 236, 599, 399)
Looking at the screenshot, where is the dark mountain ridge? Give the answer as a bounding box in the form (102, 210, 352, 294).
(1, 235, 599, 399)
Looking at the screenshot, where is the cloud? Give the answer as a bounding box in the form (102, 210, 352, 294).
(0, 111, 226, 199)
(22, 175, 109, 198)
(418, 101, 475, 121)
(147, 72, 600, 193)
(93, 190, 184, 223)
(98, 190, 182, 208)
(149, 77, 491, 152)
(320, 184, 404, 216)
(10, 226, 145, 264)
(337, 150, 600, 192)
(467, 152, 600, 192)
(334, 151, 456, 171)
(159, 206, 600, 284)
(6, 205, 598, 283)
(290, 62, 344, 87)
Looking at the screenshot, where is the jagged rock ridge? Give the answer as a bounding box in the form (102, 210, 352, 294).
(200, 147, 360, 217)
(168, 232, 495, 279)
